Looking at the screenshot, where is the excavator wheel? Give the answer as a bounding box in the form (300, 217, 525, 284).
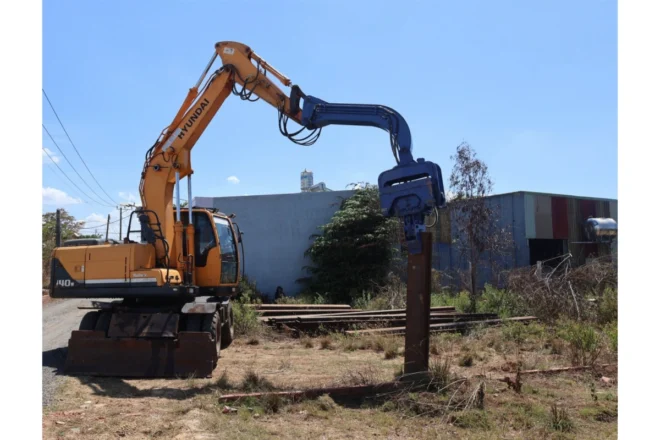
(220, 304, 234, 349)
(78, 311, 100, 330)
(94, 312, 112, 334)
(202, 311, 221, 355)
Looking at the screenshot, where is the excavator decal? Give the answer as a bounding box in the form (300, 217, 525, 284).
(178, 98, 211, 140)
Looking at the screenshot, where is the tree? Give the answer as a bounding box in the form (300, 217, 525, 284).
(301, 184, 400, 304)
(449, 142, 513, 311)
(42, 209, 85, 286)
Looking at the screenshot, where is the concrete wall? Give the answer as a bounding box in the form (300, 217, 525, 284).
(194, 191, 355, 297)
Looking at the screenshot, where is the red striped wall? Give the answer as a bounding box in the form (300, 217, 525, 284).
(551, 197, 569, 239)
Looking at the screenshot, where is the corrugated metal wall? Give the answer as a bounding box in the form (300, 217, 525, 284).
(524, 193, 536, 238)
(551, 197, 569, 239)
(535, 195, 554, 239)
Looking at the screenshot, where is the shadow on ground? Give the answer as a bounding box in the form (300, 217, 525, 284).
(43, 347, 67, 373)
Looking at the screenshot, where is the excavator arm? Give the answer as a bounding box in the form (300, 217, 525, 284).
(140, 41, 445, 278)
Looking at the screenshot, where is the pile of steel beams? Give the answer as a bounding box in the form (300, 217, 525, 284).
(256, 304, 537, 335)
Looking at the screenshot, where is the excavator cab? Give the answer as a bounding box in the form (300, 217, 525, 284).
(177, 209, 242, 295)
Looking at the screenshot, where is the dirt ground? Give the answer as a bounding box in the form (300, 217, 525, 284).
(43, 324, 617, 440)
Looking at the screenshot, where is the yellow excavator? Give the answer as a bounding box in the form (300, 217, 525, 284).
(49, 41, 446, 377)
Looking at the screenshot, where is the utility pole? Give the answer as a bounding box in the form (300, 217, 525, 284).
(117, 203, 136, 241)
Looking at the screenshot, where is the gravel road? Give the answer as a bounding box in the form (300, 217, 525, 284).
(42, 298, 88, 407)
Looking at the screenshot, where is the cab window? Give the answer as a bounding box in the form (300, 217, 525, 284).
(181, 212, 217, 267)
(213, 217, 238, 284)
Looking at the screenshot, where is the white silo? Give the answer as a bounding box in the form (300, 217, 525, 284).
(301, 169, 314, 192)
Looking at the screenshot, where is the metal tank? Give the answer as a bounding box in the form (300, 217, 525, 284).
(584, 217, 618, 243)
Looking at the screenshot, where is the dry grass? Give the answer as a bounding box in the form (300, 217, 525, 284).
(43, 326, 617, 440)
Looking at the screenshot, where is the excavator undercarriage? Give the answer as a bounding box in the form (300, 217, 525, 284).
(65, 298, 234, 377)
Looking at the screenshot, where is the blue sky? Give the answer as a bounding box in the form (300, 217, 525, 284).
(42, 0, 617, 235)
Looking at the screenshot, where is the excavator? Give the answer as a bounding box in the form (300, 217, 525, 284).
(49, 41, 446, 377)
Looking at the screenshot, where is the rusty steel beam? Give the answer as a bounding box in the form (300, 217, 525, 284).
(346, 316, 539, 336)
(218, 382, 403, 403)
(404, 232, 433, 376)
(246, 304, 352, 310)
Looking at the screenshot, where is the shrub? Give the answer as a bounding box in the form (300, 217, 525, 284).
(557, 320, 603, 366)
(233, 298, 261, 338)
(598, 287, 617, 324)
(301, 185, 401, 304)
(604, 320, 617, 354)
(430, 291, 471, 312)
(477, 284, 527, 317)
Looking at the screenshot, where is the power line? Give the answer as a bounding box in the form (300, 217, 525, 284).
(42, 124, 116, 207)
(79, 212, 133, 230)
(43, 89, 119, 205)
(43, 161, 91, 206)
(42, 147, 115, 208)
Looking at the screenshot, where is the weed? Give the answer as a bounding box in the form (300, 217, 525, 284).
(501, 321, 528, 345)
(548, 338, 564, 355)
(240, 369, 275, 392)
(233, 293, 262, 338)
(590, 381, 598, 402)
(338, 366, 380, 386)
(458, 353, 474, 367)
(429, 357, 452, 390)
(452, 410, 491, 430)
(383, 339, 399, 359)
(579, 406, 617, 422)
(247, 337, 260, 345)
(373, 337, 386, 352)
(315, 394, 336, 411)
(260, 393, 285, 414)
(430, 291, 471, 312)
(430, 343, 440, 355)
(301, 337, 314, 349)
(381, 400, 396, 412)
(549, 404, 574, 432)
(215, 369, 231, 389)
(319, 336, 334, 350)
(384, 348, 397, 360)
(557, 320, 603, 366)
(278, 357, 292, 371)
(393, 364, 404, 380)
